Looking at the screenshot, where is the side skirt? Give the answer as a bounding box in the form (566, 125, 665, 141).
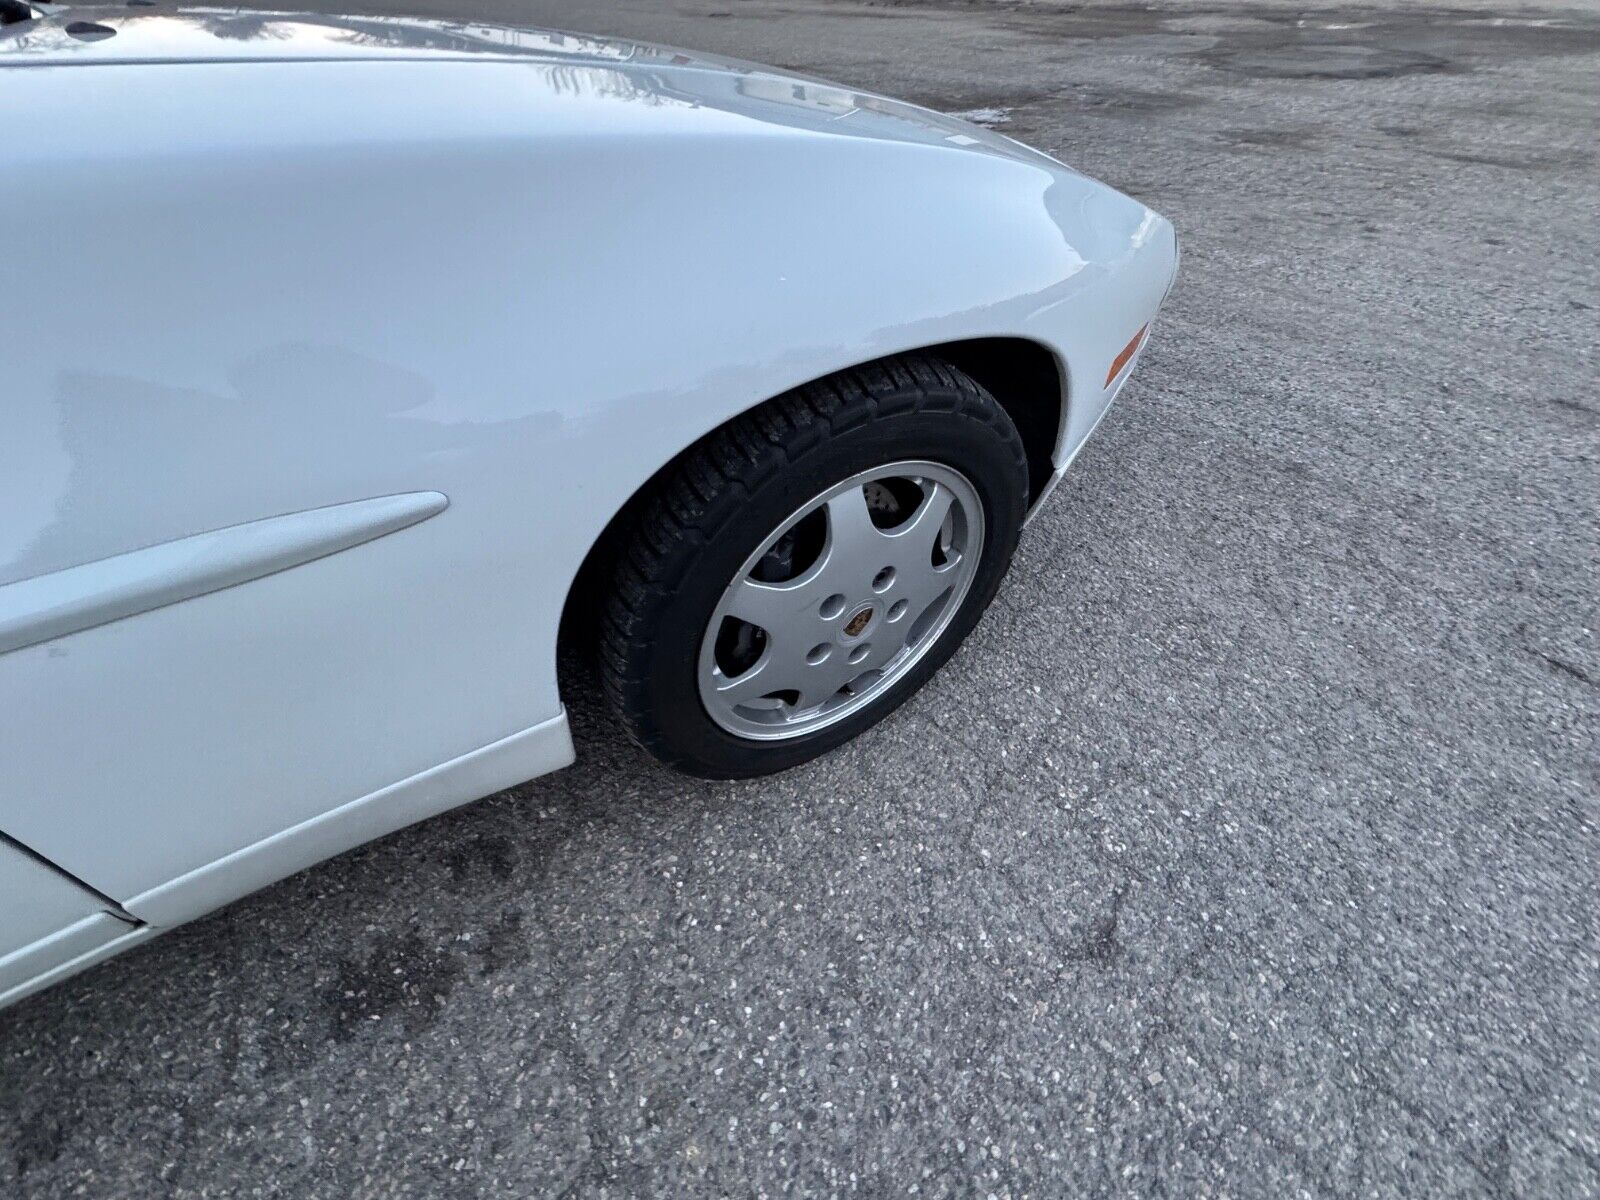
(0, 922, 156, 1011)
(123, 711, 575, 927)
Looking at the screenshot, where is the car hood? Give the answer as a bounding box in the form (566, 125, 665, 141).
(0, 6, 758, 69)
(1, 6, 1072, 172)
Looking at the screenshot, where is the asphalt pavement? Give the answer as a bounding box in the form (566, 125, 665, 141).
(3, 1, 1597, 1196)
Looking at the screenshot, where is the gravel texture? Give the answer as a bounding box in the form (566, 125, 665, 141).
(2, 1, 1597, 1196)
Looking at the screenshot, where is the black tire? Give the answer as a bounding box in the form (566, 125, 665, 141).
(599, 353, 1028, 778)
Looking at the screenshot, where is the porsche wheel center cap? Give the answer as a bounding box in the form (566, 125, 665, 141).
(843, 606, 874, 638)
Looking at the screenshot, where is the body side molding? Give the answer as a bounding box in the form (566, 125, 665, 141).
(0, 492, 449, 655)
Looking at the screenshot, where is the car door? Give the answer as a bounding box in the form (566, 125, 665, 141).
(0, 62, 578, 929)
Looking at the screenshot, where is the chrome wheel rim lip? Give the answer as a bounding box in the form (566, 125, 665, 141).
(696, 460, 985, 742)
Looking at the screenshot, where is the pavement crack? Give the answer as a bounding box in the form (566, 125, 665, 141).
(1530, 650, 1595, 687)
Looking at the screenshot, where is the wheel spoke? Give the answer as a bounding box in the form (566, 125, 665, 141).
(796, 655, 862, 710)
(823, 485, 890, 579)
(889, 563, 959, 646)
(917, 570, 961, 614)
(712, 653, 780, 705)
(794, 676, 842, 712)
(887, 482, 955, 556)
(888, 487, 962, 623)
(725, 576, 809, 631)
(844, 645, 889, 681)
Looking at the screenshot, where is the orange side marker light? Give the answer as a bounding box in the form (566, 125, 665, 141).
(1106, 324, 1149, 387)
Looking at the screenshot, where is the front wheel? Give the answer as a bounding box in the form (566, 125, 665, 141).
(599, 354, 1029, 778)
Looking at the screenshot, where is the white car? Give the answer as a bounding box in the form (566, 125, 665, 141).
(0, 6, 1177, 1007)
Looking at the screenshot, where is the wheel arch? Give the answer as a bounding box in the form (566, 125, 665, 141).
(557, 337, 1066, 677)
(930, 337, 1066, 505)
